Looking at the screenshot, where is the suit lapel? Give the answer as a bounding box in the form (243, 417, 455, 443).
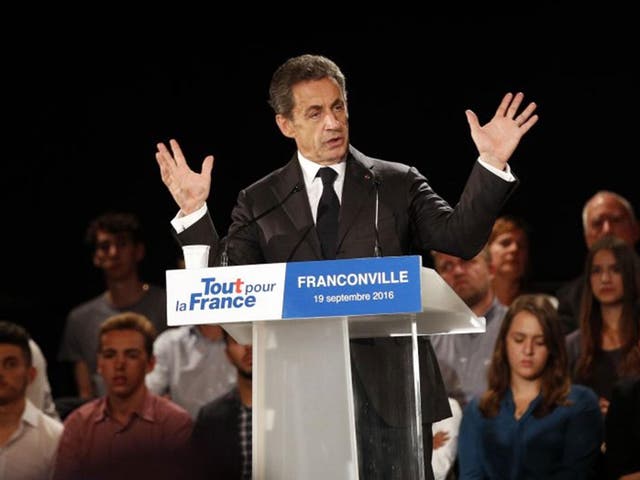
(271, 156, 323, 258)
(270, 148, 377, 260)
(337, 155, 376, 254)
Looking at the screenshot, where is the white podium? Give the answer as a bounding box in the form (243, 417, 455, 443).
(166, 255, 483, 479)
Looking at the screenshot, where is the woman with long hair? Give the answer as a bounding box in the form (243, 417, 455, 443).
(566, 234, 640, 416)
(458, 294, 603, 479)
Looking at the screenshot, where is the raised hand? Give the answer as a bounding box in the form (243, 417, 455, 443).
(465, 92, 538, 171)
(155, 139, 214, 215)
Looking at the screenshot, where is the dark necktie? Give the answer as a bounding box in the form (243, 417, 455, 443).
(316, 167, 340, 259)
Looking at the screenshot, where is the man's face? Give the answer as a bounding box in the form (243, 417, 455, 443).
(433, 251, 493, 310)
(93, 230, 144, 281)
(275, 77, 349, 165)
(98, 329, 154, 400)
(584, 194, 640, 248)
(0, 344, 34, 406)
(226, 336, 252, 380)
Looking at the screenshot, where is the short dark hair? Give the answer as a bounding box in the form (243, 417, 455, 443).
(85, 211, 144, 248)
(0, 320, 33, 366)
(99, 312, 157, 357)
(268, 54, 347, 119)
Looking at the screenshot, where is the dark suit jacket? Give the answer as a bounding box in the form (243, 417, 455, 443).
(191, 388, 244, 479)
(177, 144, 517, 426)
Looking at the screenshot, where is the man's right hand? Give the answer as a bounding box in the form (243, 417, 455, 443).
(155, 139, 214, 215)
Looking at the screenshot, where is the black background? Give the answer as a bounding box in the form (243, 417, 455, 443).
(2, 14, 637, 395)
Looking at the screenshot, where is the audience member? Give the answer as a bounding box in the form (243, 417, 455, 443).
(458, 294, 603, 479)
(487, 214, 532, 306)
(430, 247, 507, 407)
(566, 235, 640, 416)
(604, 375, 640, 480)
(431, 396, 462, 480)
(0, 321, 63, 480)
(191, 329, 252, 480)
(556, 191, 640, 334)
(58, 211, 168, 405)
(27, 337, 60, 419)
(52, 312, 193, 480)
(146, 323, 237, 418)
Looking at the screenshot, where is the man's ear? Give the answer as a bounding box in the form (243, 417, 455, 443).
(146, 354, 156, 374)
(275, 114, 296, 139)
(92, 252, 102, 268)
(27, 366, 36, 385)
(135, 243, 146, 263)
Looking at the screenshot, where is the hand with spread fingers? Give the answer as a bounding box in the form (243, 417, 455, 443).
(465, 92, 538, 171)
(155, 139, 214, 215)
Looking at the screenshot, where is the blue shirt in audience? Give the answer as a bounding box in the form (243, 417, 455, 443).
(458, 384, 603, 479)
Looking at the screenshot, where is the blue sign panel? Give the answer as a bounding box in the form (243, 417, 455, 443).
(282, 255, 422, 318)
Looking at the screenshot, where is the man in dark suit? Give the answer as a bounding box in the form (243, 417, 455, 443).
(155, 54, 538, 479)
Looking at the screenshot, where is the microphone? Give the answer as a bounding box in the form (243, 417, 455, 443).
(220, 183, 304, 266)
(285, 223, 316, 263)
(365, 171, 383, 258)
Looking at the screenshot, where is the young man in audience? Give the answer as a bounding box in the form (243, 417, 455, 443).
(57, 211, 168, 410)
(146, 323, 237, 418)
(0, 321, 63, 480)
(191, 329, 253, 479)
(52, 312, 192, 480)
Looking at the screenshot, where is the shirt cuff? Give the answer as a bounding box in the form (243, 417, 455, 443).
(477, 156, 515, 182)
(171, 204, 208, 233)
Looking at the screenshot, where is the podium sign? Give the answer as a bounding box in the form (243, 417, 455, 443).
(284, 255, 421, 317)
(165, 254, 483, 479)
(166, 255, 423, 326)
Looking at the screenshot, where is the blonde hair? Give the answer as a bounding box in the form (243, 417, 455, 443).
(99, 311, 157, 357)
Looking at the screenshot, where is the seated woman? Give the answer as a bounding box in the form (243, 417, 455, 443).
(458, 294, 603, 479)
(566, 234, 640, 416)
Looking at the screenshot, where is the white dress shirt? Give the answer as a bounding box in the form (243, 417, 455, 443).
(171, 155, 513, 233)
(0, 399, 63, 480)
(431, 397, 462, 480)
